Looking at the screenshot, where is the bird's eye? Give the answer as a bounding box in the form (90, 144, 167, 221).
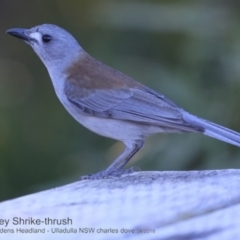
(42, 35, 51, 43)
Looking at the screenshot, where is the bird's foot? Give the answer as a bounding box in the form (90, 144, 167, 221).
(79, 166, 141, 180)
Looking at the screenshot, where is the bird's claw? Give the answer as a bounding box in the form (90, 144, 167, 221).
(79, 166, 141, 180)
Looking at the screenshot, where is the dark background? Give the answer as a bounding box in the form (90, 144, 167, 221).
(1, 0, 240, 202)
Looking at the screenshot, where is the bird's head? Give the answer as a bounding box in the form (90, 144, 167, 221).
(7, 24, 83, 70)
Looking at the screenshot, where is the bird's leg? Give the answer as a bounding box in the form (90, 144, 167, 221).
(105, 139, 144, 173)
(79, 139, 144, 180)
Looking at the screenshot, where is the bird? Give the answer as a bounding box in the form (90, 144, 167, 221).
(6, 24, 240, 179)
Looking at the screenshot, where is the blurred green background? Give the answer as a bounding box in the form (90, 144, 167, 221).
(1, 0, 240, 202)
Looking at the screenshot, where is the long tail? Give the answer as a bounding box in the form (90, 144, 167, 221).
(183, 112, 240, 147)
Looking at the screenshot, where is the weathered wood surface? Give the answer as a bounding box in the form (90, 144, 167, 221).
(0, 170, 240, 240)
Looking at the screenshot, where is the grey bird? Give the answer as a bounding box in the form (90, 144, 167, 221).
(6, 24, 240, 179)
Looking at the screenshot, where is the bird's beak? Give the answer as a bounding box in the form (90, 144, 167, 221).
(6, 28, 31, 42)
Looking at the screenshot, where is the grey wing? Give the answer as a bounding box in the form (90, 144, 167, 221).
(65, 82, 203, 132)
